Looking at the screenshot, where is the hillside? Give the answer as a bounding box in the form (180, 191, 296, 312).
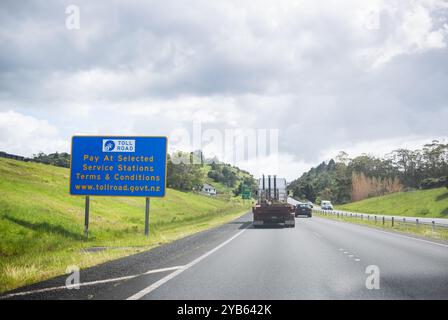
(202, 163, 255, 196)
(337, 187, 448, 218)
(0, 158, 251, 293)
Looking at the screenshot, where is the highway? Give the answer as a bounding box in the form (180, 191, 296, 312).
(2, 210, 448, 300)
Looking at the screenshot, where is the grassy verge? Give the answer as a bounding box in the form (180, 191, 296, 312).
(0, 158, 251, 293)
(336, 187, 448, 218)
(314, 211, 448, 242)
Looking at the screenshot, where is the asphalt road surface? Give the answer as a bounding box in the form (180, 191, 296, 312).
(2, 211, 448, 300)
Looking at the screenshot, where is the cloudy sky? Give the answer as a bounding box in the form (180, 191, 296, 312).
(1, 0, 448, 180)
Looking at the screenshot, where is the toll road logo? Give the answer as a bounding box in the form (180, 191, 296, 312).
(103, 140, 115, 151)
(102, 139, 135, 152)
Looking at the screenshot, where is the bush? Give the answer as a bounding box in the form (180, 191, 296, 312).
(420, 177, 447, 190)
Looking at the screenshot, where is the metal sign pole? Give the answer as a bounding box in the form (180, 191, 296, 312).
(145, 197, 150, 237)
(84, 196, 90, 239)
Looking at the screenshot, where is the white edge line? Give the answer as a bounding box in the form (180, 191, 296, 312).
(316, 216, 448, 248)
(127, 226, 249, 300)
(0, 266, 184, 299)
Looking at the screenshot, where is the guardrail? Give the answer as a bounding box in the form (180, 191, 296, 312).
(313, 208, 448, 230)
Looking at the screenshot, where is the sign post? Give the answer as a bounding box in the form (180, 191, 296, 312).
(84, 196, 90, 239)
(70, 136, 167, 237)
(145, 197, 150, 237)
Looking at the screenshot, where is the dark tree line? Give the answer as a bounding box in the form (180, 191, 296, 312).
(289, 140, 448, 204)
(33, 152, 70, 168)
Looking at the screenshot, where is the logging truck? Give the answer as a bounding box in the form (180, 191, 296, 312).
(252, 175, 295, 228)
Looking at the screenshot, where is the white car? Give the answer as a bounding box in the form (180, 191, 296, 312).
(321, 200, 333, 210)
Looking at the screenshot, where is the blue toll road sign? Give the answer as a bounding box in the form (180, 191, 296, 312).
(70, 136, 167, 197)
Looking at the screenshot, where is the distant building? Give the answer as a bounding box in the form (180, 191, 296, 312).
(202, 183, 217, 196)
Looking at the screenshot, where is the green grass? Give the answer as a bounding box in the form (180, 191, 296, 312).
(314, 211, 448, 242)
(0, 158, 251, 293)
(337, 188, 448, 218)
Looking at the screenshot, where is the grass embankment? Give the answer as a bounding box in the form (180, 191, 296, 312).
(0, 158, 251, 293)
(314, 210, 448, 242)
(337, 188, 448, 218)
(317, 187, 448, 241)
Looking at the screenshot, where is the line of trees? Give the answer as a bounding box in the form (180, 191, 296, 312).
(289, 140, 448, 204)
(32, 152, 70, 168)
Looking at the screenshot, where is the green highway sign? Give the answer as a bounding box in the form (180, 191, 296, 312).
(241, 185, 252, 199)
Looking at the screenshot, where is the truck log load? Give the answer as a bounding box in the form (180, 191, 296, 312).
(252, 175, 295, 228)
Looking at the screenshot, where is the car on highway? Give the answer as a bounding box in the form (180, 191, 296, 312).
(321, 200, 333, 211)
(295, 203, 312, 218)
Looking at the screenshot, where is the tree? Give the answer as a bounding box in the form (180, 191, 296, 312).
(33, 152, 70, 168)
(167, 152, 204, 191)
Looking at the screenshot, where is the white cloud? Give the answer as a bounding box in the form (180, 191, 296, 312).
(360, 1, 448, 69)
(0, 111, 68, 156)
(1, 0, 448, 180)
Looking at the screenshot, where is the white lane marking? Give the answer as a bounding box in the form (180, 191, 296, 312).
(315, 216, 448, 249)
(339, 248, 344, 251)
(355, 259, 361, 262)
(0, 266, 184, 299)
(348, 255, 354, 258)
(343, 251, 349, 254)
(368, 228, 448, 248)
(127, 226, 249, 300)
(143, 266, 183, 275)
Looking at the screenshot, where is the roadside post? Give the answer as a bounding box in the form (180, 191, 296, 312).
(84, 196, 90, 238)
(70, 136, 167, 238)
(145, 197, 150, 237)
